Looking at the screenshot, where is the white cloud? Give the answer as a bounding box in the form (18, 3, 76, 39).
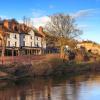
(78, 24, 91, 32)
(18, 19, 23, 23)
(17, 8, 50, 28)
(32, 16, 50, 28)
(17, 16, 50, 28)
(78, 24, 89, 29)
(72, 9, 100, 18)
(0, 15, 9, 19)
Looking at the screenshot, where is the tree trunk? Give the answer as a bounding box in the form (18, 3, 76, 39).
(60, 45, 64, 59)
(1, 39, 5, 64)
(1, 36, 7, 65)
(60, 37, 65, 59)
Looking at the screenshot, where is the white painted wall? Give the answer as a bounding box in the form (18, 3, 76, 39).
(28, 30, 35, 47)
(23, 34, 30, 47)
(42, 38, 46, 49)
(6, 29, 46, 49)
(19, 30, 35, 47)
(7, 33, 20, 47)
(34, 36, 42, 47)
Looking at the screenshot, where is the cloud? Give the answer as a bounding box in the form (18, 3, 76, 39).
(18, 19, 23, 23)
(32, 16, 50, 28)
(79, 24, 89, 28)
(72, 8, 100, 18)
(18, 16, 50, 28)
(78, 24, 91, 31)
(32, 9, 46, 18)
(0, 15, 9, 19)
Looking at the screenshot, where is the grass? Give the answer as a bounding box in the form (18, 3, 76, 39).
(0, 57, 100, 79)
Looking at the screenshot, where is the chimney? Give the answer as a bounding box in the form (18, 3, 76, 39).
(38, 26, 45, 37)
(3, 20, 9, 29)
(11, 21, 16, 31)
(39, 26, 43, 32)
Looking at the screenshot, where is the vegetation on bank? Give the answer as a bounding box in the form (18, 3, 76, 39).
(31, 58, 100, 77)
(0, 56, 100, 80)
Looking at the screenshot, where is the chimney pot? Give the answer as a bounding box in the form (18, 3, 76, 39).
(39, 26, 43, 32)
(3, 20, 9, 29)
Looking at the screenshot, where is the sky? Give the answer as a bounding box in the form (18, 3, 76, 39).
(0, 0, 100, 43)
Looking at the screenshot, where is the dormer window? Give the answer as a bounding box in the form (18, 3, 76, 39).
(9, 24, 12, 30)
(14, 26, 18, 31)
(7, 34, 10, 38)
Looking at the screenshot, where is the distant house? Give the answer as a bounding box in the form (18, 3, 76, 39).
(77, 40, 100, 55)
(0, 19, 46, 56)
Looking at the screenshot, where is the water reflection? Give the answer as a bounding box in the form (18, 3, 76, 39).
(0, 74, 100, 100)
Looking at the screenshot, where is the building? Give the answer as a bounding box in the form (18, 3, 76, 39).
(77, 40, 100, 55)
(0, 19, 46, 56)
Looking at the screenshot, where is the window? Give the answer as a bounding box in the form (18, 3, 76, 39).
(8, 34, 10, 38)
(14, 34, 17, 39)
(23, 35, 25, 38)
(31, 42, 32, 47)
(34, 43, 36, 47)
(15, 42, 17, 47)
(37, 37, 38, 40)
(23, 41, 25, 46)
(34, 42, 38, 47)
(8, 41, 10, 47)
(30, 36, 32, 39)
(37, 43, 39, 47)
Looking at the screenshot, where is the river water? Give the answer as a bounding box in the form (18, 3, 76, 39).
(0, 73, 100, 100)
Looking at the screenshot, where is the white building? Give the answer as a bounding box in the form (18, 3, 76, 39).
(7, 32, 20, 47)
(6, 29, 46, 55)
(0, 19, 46, 56)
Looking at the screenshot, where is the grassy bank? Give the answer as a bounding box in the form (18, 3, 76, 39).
(0, 57, 100, 80)
(30, 58, 100, 77)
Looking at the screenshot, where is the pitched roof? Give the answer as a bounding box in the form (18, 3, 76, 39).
(33, 29, 43, 37)
(0, 19, 31, 34)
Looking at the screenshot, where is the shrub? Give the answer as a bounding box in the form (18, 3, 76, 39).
(32, 61, 52, 76)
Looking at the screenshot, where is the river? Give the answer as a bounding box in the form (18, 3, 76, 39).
(0, 73, 100, 100)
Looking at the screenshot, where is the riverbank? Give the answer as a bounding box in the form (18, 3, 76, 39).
(0, 57, 100, 80)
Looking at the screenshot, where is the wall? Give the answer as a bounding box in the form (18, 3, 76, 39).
(7, 32, 20, 47)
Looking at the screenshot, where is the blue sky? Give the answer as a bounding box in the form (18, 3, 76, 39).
(0, 0, 100, 43)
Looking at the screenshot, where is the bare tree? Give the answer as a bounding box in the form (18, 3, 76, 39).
(23, 16, 33, 27)
(45, 13, 82, 58)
